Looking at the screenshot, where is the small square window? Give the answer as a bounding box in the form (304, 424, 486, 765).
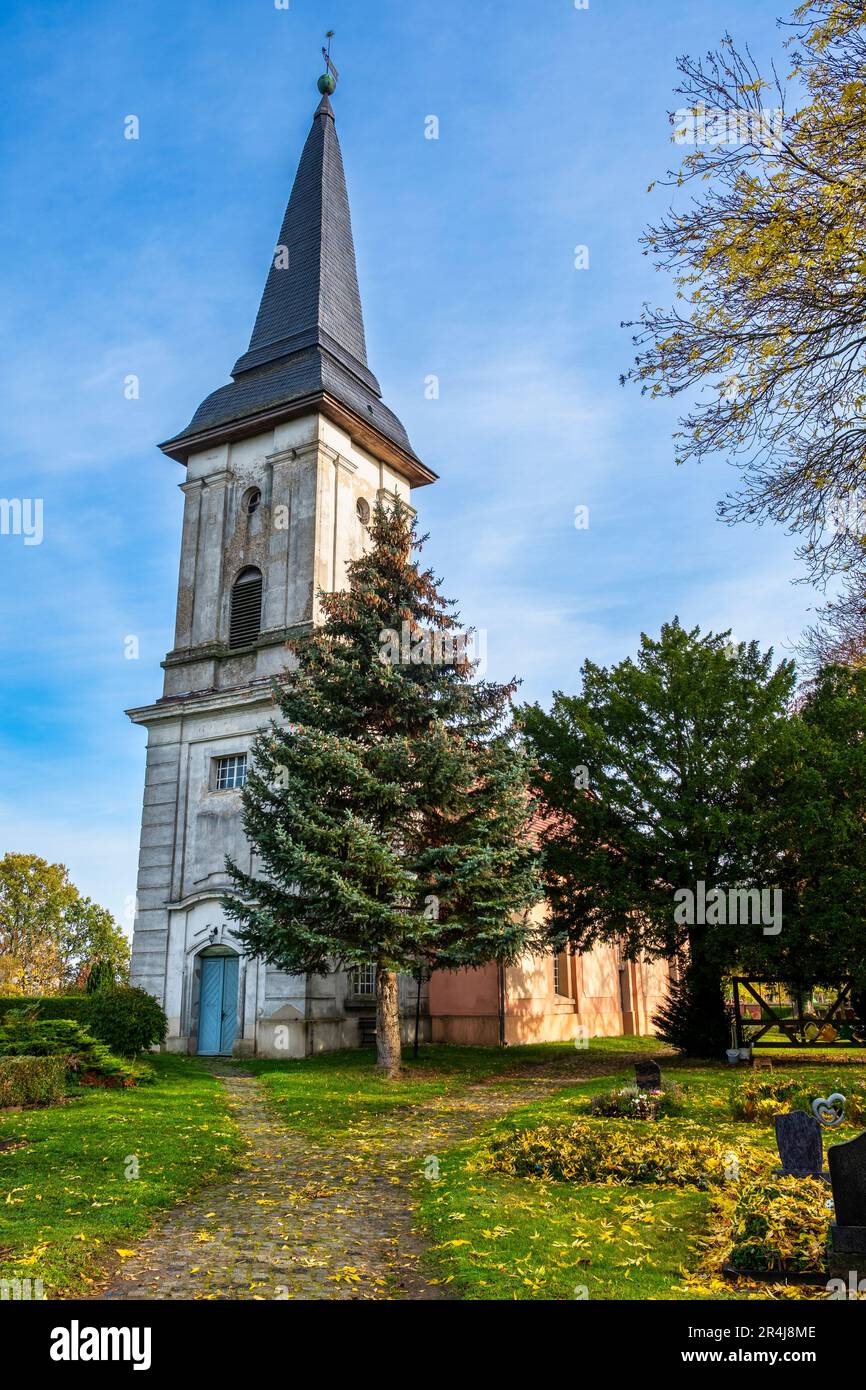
(215, 754, 247, 791)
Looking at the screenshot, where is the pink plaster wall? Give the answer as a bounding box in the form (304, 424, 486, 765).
(429, 943, 671, 1045)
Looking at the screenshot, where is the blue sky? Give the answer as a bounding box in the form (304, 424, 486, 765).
(0, 0, 815, 930)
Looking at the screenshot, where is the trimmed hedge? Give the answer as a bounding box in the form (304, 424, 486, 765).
(0, 995, 91, 1021)
(0, 989, 167, 1056)
(0, 1055, 67, 1108)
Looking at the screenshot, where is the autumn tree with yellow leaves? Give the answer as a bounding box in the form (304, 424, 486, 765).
(625, 0, 866, 666)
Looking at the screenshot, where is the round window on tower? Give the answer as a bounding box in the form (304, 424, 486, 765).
(356, 497, 371, 526)
(243, 487, 261, 516)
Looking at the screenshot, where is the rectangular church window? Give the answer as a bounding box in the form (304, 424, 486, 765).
(350, 965, 376, 998)
(215, 754, 247, 791)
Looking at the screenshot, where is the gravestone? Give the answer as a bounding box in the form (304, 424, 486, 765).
(635, 1060, 661, 1092)
(828, 1130, 866, 1280)
(774, 1111, 825, 1179)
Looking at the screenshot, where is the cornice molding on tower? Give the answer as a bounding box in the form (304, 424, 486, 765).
(126, 681, 278, 726)
(265, 440, 320, 468)
(162, 393, 436, 488)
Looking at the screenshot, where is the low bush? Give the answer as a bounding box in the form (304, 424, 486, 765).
(589, 1079, 685, 1119)
(731, 1074, 800, 1121)
(0, 1010, 134, 1084)
(85, 986, 167, 1056)
(0, 1055, 67, 1108)
(701, 1175, 829, 1276)
(481, 1120, 769, 1190)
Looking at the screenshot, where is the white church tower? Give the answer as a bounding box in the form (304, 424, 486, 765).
(127, 78, 435, 1056)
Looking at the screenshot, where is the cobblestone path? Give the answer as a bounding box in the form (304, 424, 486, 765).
(101, 1053, 650, 1301)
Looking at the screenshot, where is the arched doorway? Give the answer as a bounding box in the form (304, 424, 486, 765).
(197, 946, 240, 1055)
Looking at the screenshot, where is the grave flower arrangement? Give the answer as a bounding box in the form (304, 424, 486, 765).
(589, 1080, 685, 1120)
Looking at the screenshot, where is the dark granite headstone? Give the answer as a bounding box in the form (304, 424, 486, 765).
(829, 1130, 866, 1226)
(635, 1060, 662, 1092)
(774, 1111, 824, 1178)
(828, 1130, 866, 1279)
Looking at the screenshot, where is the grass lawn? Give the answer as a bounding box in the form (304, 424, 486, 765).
(3, 1038, 861, 1302)
(244, 1037, 663, 1143)
(0, 1055, 242, 1298)
(417, 1054, 866, 1301)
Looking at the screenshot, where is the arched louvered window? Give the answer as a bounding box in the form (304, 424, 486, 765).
(229, 567, 263, 649)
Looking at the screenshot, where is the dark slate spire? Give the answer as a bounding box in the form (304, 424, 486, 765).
(231, 95, 374, 388)
(161, 92, 432, 486)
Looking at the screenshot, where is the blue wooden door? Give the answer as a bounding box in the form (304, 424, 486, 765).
(199, 956, 239, 1055)
(219, 956, 239, 1054)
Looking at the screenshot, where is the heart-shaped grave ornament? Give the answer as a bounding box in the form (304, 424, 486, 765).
(812, 1093, 845, 1128)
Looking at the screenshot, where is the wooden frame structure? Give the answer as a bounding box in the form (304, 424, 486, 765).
(732, 977, 866, 1049)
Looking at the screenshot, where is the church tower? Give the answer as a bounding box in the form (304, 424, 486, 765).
(127, 81, 435, 1056)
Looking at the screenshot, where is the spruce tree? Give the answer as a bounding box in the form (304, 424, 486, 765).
(224, 497, 540, 1075)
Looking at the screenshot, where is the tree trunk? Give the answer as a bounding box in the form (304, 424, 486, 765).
(685, 929, 730, 1057)
(375, 968, 402, 1077)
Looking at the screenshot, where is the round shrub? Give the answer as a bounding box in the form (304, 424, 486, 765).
(86, 986, 167, 1056)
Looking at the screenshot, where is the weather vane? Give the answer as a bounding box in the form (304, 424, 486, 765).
(318, 30, 340, 95)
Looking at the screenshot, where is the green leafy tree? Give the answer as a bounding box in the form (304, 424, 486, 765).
(519, 620, 795, 1055)
(62, 898, 130, 991)
(0, 854, 128, 995)
(0, 854, 74, 994)
(625, 0, 866, 659)
(741, 663, 866, 993)
(224, 498, 541, 1075)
